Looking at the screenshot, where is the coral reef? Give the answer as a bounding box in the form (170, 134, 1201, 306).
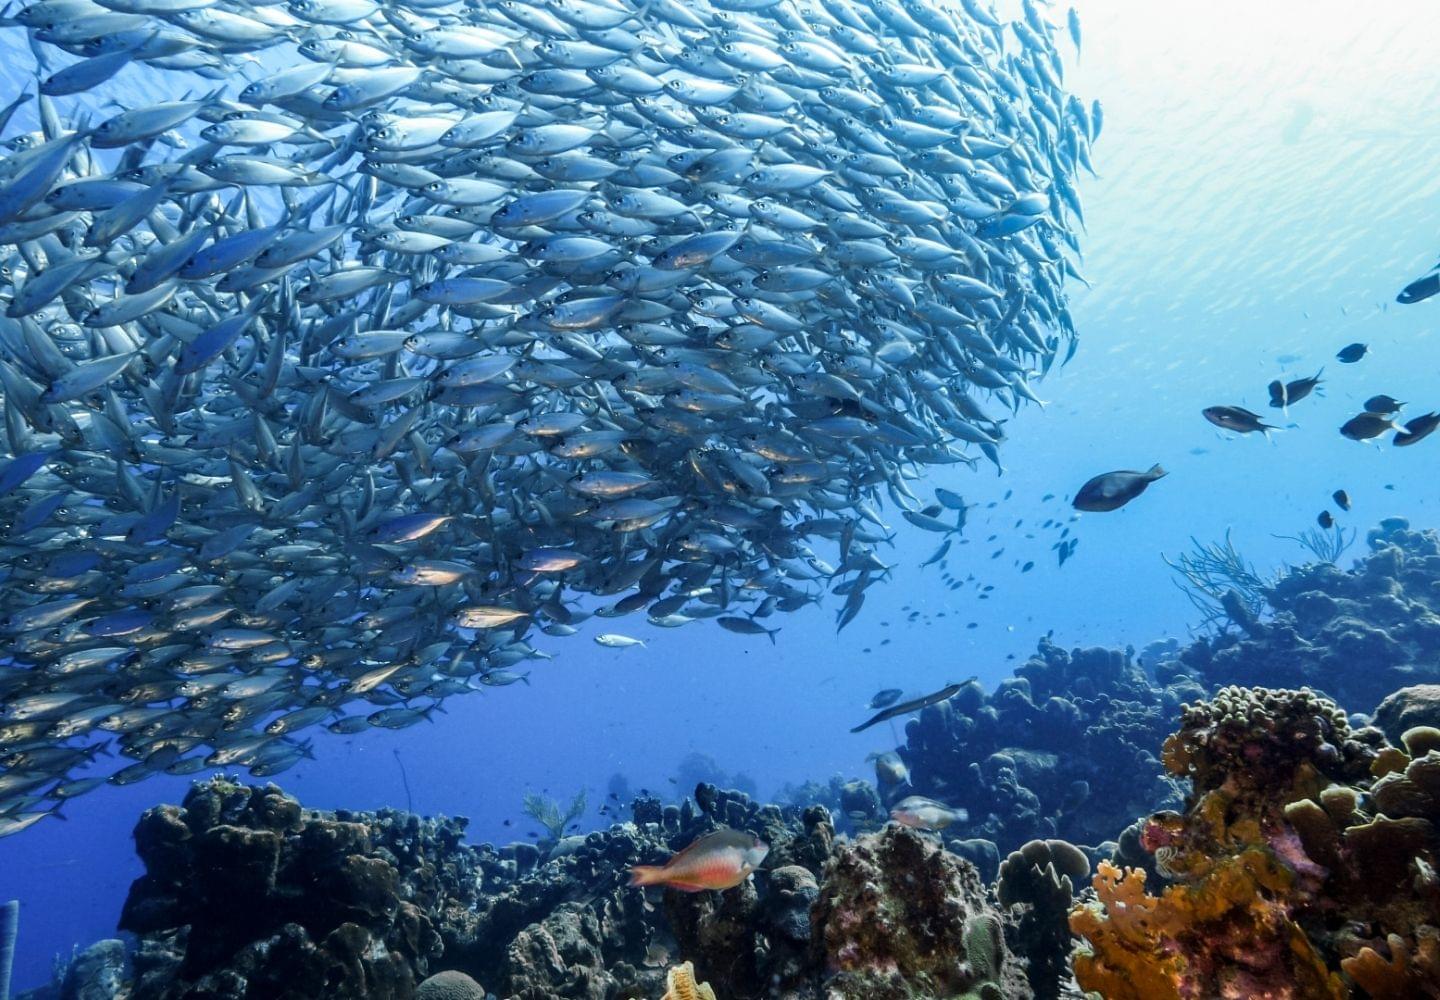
(46, 525, 1440, 1000)
(65, 773, 1045, 1000)
(1070, 686, 1440, 999)
(878, 524, 1440, 870)
(811, 825, 1028, 1000)
(105, 777, 840, 999)
(896, 641, 1190, 851)
(996, 840, 1089, 1000)
(119, 776, 470, 999)
(1177, 518, 1440, 712)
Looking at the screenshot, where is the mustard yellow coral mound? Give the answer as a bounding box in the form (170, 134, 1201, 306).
(660, 961, 717, 1000)
(1342, 928, 1440, 1000)
(1068, 863, 1185, 1000)
(1069, 858, 1347, 1000)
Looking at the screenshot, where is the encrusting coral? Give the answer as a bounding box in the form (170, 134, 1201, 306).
(1070, 685, 1440, 1000)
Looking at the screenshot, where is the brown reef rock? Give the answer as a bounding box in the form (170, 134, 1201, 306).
(811, 825, 1029, 1000)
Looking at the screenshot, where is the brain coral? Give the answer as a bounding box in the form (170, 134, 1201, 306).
(416, 970, 487, 1000)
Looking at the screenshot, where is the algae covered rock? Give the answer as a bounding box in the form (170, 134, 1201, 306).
(59, 939, 127, 1000)
(1374, 684, 1440, 746)
(811, 825, 1029, 999)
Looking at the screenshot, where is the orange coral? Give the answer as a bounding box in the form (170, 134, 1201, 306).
(1342, 929, 1440, 1000)
(1068, 862, 1184, 1000)
(1074, 687, 1440, 999)
(1070, 854, 1345, 1000)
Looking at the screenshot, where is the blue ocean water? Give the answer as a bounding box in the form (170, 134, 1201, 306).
(3, 0, 1440, 992)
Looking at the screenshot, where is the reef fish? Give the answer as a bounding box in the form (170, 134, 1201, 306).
(1203, 406, 1276, 435)
(870, 751, 912, 787)
(1340, 413, 1399, 441)
(868, 688, 905, 709)
(889, 795, 967, 831)
(0, 0, 1092, 819)
(629, 829, 769, 892)
(1267, 370, 1322, 409)
(1395, 413, 1440, 447)
(1071, 465, 1166, 512)
(1397, 271, 1440, 305)
(1336, 343, 1369, 364)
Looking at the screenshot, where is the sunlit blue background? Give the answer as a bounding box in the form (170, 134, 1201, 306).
(5, 0, 1440, 990)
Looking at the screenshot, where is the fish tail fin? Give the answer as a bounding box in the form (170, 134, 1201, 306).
(628, 865, 664, 887)
(766, 627, 778, 645)
(1146, 464, 1166, 480)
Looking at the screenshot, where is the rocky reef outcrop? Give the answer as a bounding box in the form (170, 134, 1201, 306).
(892, 640, 1191, 851)
(98, 775, 1025, 1000)
(880, 523, 1440, 871)
(812, 825, 1025, 999)
(1070, 685, 1440, 999)
(120, 777, 474, 999)
(1177, 518, 1440, 713)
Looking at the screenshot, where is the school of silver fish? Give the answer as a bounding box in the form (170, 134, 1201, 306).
(0, 0, 1093, 829)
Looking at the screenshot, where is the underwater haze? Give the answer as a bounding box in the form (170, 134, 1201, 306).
(4, 0, 1440, 994)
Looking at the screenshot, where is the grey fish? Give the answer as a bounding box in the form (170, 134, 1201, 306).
(0, 0, 1092, 820)
(867, 688, 903, 709)
(1203, 406, 1276, 435)
(1072, 465, 1166, 513)
(1340, 412, 1399, 441)
(1395, 413, 1440, 447)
